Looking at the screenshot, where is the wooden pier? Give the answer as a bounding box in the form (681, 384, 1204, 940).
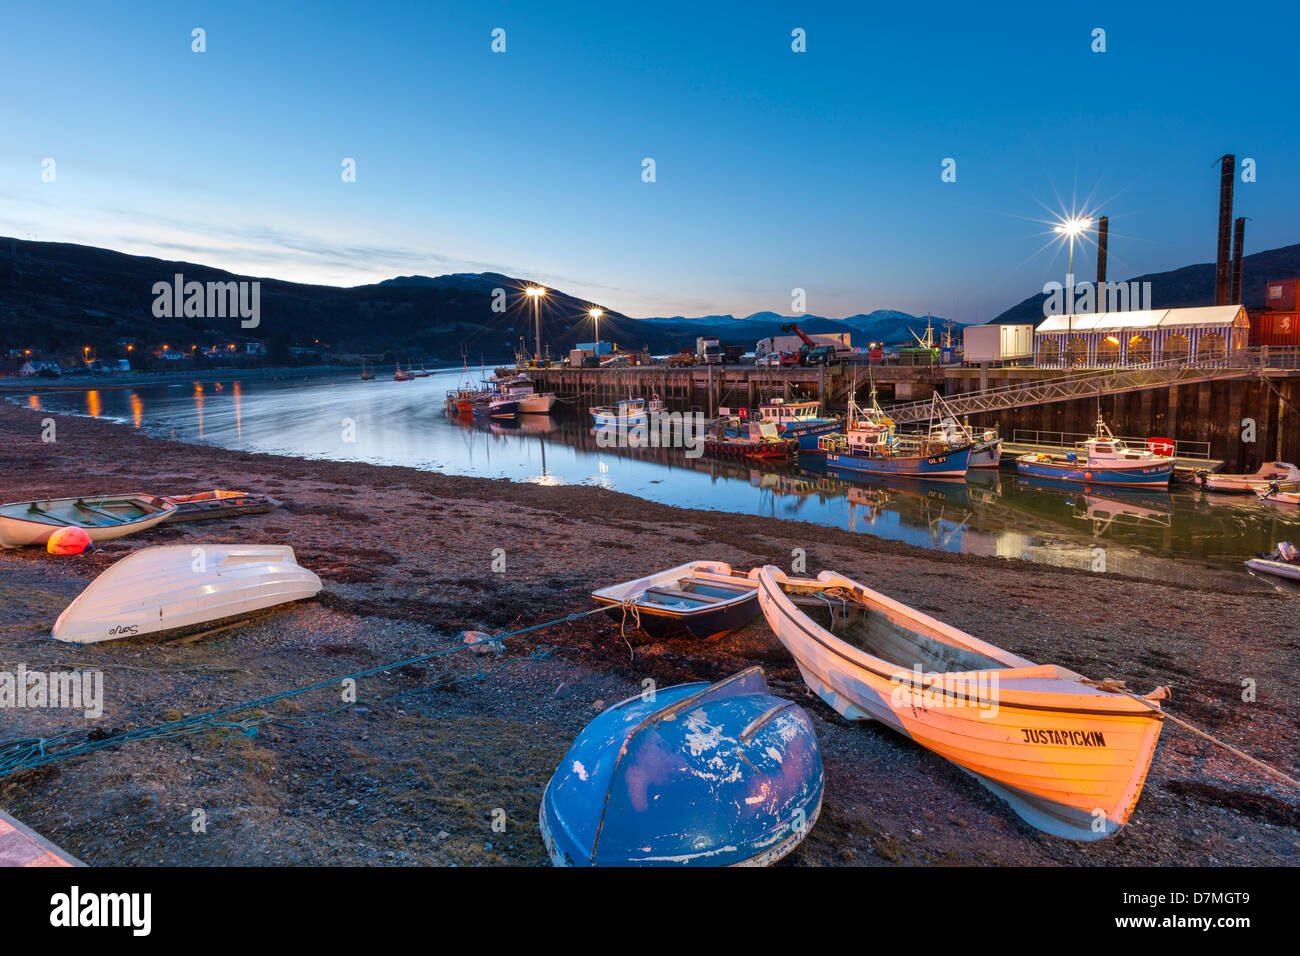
(526, 348, 1300, 471)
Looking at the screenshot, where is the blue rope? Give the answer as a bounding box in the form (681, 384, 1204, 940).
(0, 608, 598, 777)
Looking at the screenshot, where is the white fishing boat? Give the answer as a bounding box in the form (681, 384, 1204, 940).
(749, 565, 1168, 841)
(1200, 461, 1300, 495)
(0, 494, 177, 549)
(52, 545, 323, 644)
(1245, 542, 1300, 581)
(496, 374, 557, 414)
(928, 417, 1002, 468)
(590, 395, 664, 428)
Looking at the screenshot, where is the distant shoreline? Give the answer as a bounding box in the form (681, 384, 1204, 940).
(0, 363, 442, 393)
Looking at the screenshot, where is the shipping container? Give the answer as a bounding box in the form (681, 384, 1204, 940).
(1258, 311, 1300, 347)
(1264, 277, 1299, 312)
(962, 323, 1033, 363)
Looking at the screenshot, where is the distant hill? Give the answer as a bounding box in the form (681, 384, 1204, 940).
(0, 238, 956, 362)
(990, 242, 1300, 325)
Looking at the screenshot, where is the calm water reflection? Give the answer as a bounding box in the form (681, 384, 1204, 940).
(16, 368, 1299, 589)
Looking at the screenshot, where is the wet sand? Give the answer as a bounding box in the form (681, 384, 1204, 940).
(0, 400, 1296, 866)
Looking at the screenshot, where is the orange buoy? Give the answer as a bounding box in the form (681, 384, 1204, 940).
(47, 526, 94, 555)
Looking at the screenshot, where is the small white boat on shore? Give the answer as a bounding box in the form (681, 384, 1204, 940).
(52, 545, 323, 644)
(1245, 542, 1300, 582)
(749, 565, 1168, 840)
(0, 494, 176, 549)
(1198, 461, 1300, 495)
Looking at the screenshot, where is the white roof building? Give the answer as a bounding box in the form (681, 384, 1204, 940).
(1033, 306, 1249, 367)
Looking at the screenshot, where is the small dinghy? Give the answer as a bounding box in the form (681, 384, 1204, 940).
(591, 560, 759, 640)
(52, 545, 322, 644)
(0, 494, 176, 549)
(1198, 460, 1300, 495)
(750, 565, 1168, 841)
(539, 667, 823, 866)
(159, 490, 279, 524)
(1256, 483, 1300, 506)
(1245, 542, 1300, 582)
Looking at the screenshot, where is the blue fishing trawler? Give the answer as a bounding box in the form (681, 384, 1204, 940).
(1015, 416, 1174, 488)
(801, 392, 972, 478)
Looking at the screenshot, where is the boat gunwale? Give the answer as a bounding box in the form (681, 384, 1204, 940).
(753, 566, 1163, 719)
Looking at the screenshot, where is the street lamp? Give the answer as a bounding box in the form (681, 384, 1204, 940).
(525, 286, 547, 360)
(1053, 216, 1093, 368)
(588, 307, 604, 360)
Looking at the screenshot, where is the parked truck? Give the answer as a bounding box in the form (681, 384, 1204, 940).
(696, 336, 722, 364)
(754, 330, 851, 366)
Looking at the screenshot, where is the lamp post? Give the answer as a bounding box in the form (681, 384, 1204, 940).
(588, 307, 603, 360)
(526, 286, 547, 361)
(1054, 216, 1093, 368)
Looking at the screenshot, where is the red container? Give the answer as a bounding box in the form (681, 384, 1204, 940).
(1264, 277, 1299, 312)
(1258, 311, 1300, 347)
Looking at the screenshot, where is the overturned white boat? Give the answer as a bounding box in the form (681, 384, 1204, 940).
(52, 545, 322, 644)
(750, 566, 1168, 841)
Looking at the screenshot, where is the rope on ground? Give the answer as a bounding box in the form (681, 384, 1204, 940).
(0, 607, 606, 778)
(1080, 679, 1300, 789)
(617, 599, 640, 662)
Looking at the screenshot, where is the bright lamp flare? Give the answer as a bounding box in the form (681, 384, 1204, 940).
(1054, 216, 1092, 237)
(588, 307, 603, 318)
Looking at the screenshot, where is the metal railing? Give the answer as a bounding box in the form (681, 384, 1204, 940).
(881, 349, 1281, 424)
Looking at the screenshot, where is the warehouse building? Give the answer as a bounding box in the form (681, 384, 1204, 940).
(1032, 305, 1250, 368)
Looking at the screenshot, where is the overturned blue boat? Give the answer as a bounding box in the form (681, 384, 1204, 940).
(540, 667, 823, 866)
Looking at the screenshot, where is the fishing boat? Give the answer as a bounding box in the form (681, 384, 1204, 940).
(590, 395, 665, 429)
(1196, 461, 1300, 495)
(496, 374, 556, 414)
(749, 565, 1168, 841)
(413, 364, 431, 378)
(1256, 483, 1300, 506)
(539, 666, 823, 866)
(1245, 542, 1300, 581)
(158, 490, 279, 523)
(360, 361, 375, 381)
(1015, 415, 1173, 488)
(928, 418, 1002, 468)
(591, 560, 759, 640)
(748, 398, 840, 450)
(704, 419, 798, 462)
(52, 545, 323, 644)
(487, 392, 519, 419)
(802, 391, 971, 478)
(0, 494, 177, 549)
(393, 364, 414, 381)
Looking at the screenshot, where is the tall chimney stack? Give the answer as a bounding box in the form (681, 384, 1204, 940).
(1215, 154, 1235, 305)
(1095, 216, 1109, 287)
(1230, 216, 1246, 304)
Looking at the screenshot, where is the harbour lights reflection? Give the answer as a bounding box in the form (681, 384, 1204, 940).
(14, 367, 1298, 589)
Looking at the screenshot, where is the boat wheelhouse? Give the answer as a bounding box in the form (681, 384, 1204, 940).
(748, 399, 840, 449)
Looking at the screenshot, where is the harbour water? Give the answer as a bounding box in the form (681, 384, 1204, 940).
(15, 367, 1299, 589)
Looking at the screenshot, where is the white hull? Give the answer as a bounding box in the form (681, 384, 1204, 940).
(1204, 462, 1300, 494)
(750, 566, 1165, 840)
(52, 545, 322, 644)
(1257, 489, 1300, 505)
(1246, 558, 1300, 581)
(0, 495, 176, 549)
(969, 438, 1003, 469)
(519, 393, 556, 414)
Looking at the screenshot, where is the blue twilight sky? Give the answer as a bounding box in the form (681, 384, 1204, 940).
(2, 1, 1297, 321)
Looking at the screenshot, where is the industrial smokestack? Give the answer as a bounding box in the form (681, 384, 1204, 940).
(1230, 216, 1246, 304)
(1215, 154, 1235, 306)
(1095, 216, 1108, 289)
